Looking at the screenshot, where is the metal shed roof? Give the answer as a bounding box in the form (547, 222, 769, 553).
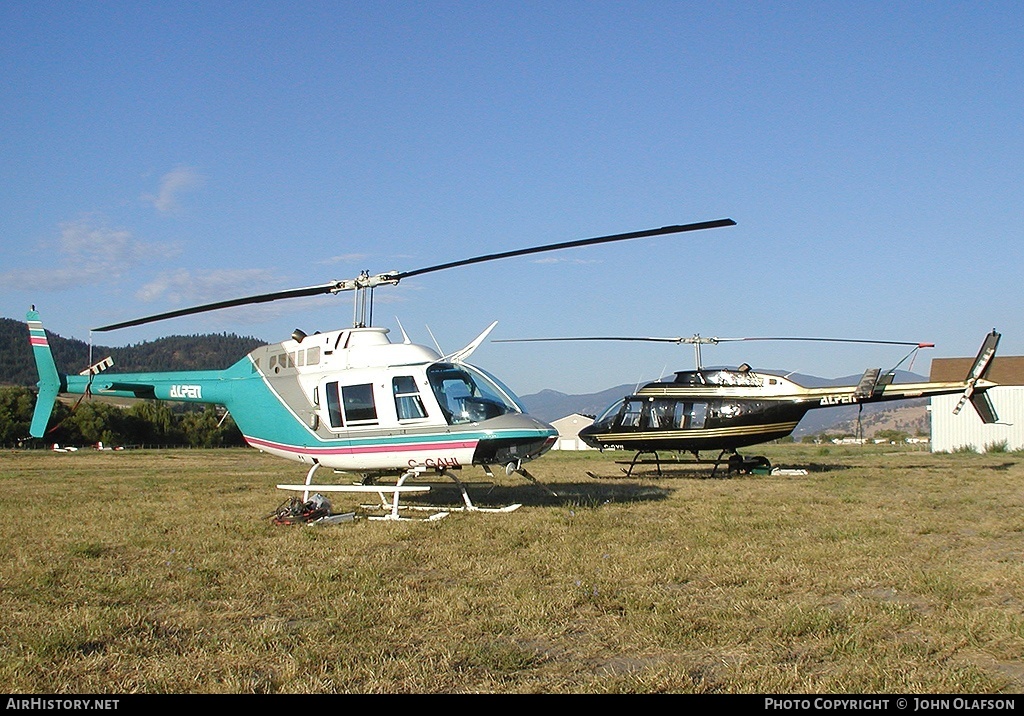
(929, 356, 1024, 385)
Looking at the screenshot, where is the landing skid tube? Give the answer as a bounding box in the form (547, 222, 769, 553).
(280, 462, 532, 521)
(362, 467, 452, 521)
(361, 467, 524, 519)
(601, 450, 771, 478)
(278, 463, 445, 522)
(618, 450, 698, 477)
(623, 450, 661, 477)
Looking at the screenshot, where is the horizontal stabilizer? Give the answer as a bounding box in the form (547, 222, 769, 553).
(79, 356, 114, 376)
(853, 368, 881, 399)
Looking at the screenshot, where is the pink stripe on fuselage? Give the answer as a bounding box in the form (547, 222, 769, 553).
(245, 435, 478, 456)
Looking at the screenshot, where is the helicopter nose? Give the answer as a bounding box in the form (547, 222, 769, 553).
(577, 424, 603, 449)
(471, 414, 558, 465)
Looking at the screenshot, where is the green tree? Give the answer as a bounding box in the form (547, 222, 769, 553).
(874, 429, 910, 444)
(179, 405, 243, 448)
(0, 386, 35, 446)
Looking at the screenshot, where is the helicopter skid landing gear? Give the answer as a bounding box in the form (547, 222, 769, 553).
(360, 467, 523, 519)
(276, 465, 440, 522)
(437, 468, 523, 513)
(362, 468, 451, 521)
(622, 451, 662, 477)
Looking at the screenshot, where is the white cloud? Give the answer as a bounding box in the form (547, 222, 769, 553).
(137, 267, 283, 305)
(134, 267, 342, 327)
(319, 253, 370, 265)
(531, 257, 601, 265)
(144, 165, 205, 214)
(0, 214, 179, 289)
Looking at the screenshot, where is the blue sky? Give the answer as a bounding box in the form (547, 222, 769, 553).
(2, 2, 1021, 396)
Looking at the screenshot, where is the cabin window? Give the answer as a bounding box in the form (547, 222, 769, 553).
(639, 400, 681, 429)
(426, 363, 521, 425)
(306, 346, 320, 366)
(393, 376, 427, 421)
(342, 383, 378, 424)
(673, 402, 687, 428)
(325, 382, 343, 428)
(645, 400, 677, 429)
(687, 403, 708, 429)
(296, 351, 305, 367)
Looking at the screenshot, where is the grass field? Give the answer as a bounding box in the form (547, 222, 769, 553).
(2, 444, 1023, 694)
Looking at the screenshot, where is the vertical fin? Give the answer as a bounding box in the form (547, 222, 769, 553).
(953, 329, 1000, 421)
(969, 392, 999, 424)
(26, 308, 64, 438)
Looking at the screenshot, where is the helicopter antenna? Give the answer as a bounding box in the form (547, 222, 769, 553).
(395, 317, 412, 344)
(425, 325, 444, 355)
(633, 372, 646, 393)
(89, 219, 736, 332)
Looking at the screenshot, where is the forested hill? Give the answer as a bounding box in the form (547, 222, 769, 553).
(0, 316, 266, 386)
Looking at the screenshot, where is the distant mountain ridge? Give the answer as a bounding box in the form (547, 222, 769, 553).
(0, 316, 265, 386)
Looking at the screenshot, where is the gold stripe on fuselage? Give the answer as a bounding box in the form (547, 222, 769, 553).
(597, 421, 799, 442)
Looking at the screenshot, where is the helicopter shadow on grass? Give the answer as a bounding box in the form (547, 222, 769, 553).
(391, 479, 673, 510)
(583, 459, 855, 480)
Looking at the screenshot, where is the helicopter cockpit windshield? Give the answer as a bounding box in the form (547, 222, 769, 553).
(427, 362, 526, 425)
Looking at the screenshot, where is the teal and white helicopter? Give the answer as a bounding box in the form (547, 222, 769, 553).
(26, 218, 736, 520)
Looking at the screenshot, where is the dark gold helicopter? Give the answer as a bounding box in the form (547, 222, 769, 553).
(496, 331, 1001, 477)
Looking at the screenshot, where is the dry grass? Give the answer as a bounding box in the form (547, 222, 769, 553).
(1, 444, 1024, 693)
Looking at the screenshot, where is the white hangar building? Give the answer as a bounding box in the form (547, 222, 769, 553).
(550, 413, 595, 451)
(929, 356, 1024, 453)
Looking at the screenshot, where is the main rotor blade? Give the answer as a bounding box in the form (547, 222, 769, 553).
(91, 218, 736, 332)
(495, 335, 934, 348)
(92, 282, 340, 332)
(394, 218, 736, 281)
(731, 336, 934, 348)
